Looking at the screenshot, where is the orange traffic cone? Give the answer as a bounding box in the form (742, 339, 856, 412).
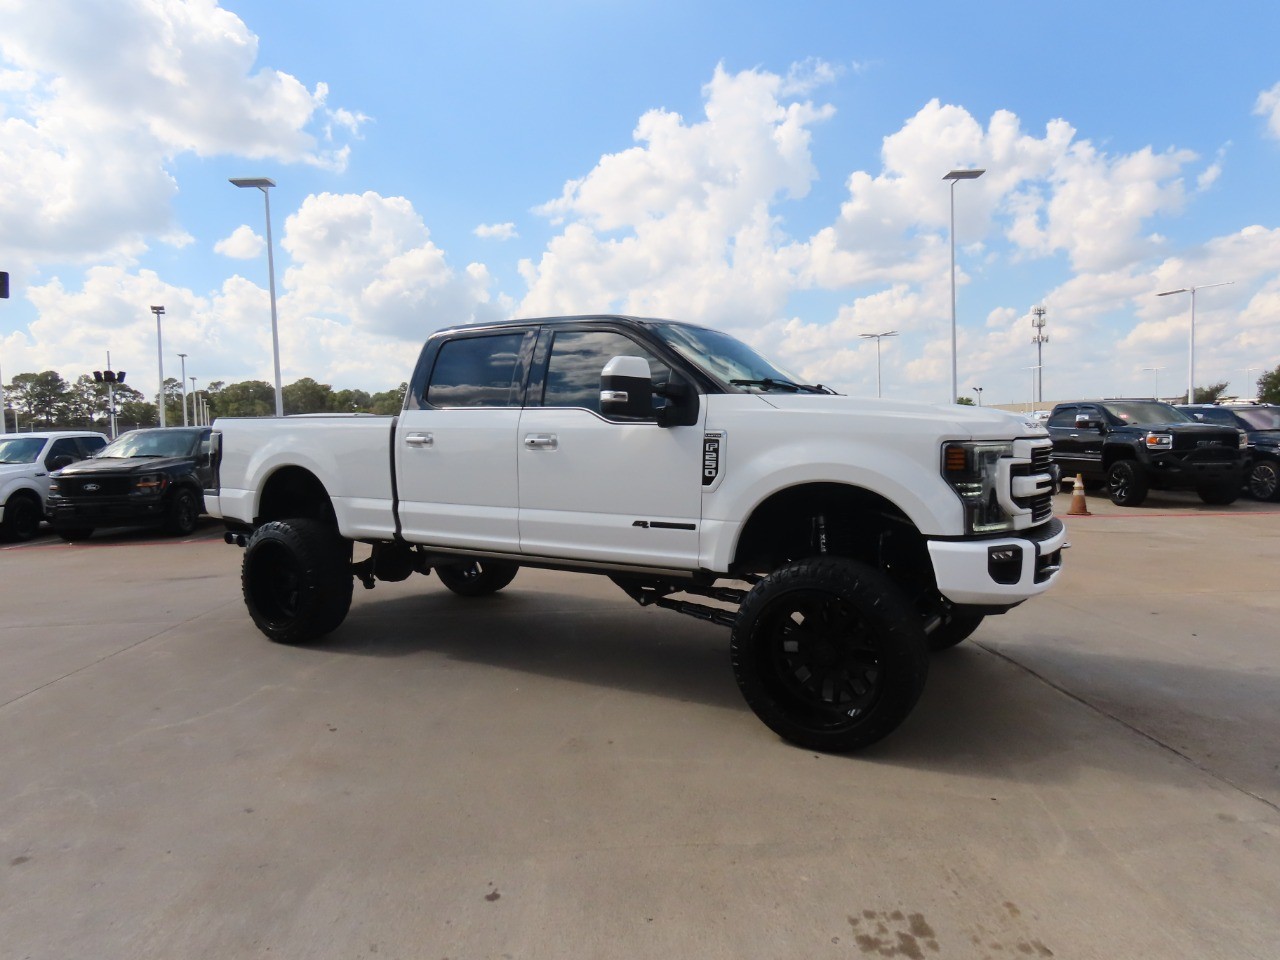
(1067, 474, 1091, 516)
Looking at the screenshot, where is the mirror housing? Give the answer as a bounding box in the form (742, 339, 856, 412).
(600, 356, 654, 420)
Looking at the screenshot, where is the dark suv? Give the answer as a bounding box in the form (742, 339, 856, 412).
(47, 426, 213, 540)
(1047, 399, 1245, 507)
(1177, 403, 1280, 501)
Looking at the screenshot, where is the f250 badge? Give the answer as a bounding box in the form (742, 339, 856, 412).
(703, 431, 725, 487)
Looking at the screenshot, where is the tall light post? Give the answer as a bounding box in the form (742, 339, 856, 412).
(1156, 280, 1233, 403)
(230, 177, 283, 417)
(1142, 366, 1163, 400)
(972, 386, 983, 406)
(177, 352, 189, 426)
(858, 330, 898, 398)
(151, 305, 166, 427)
(1, 269, 9, 434)
(1030, 304, 1048, 403)
(944, 168, 985, 403)
(190, 377, 198, 426)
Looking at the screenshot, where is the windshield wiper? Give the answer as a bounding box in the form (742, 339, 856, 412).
(730, 377, 834, 395)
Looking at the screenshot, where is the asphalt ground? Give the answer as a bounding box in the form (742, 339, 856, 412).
(2, 487, 1278, 960)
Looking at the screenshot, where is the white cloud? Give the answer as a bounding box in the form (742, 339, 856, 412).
(214, 225, 265, 259)
(0, 0, 364, 268)
(1255, 82, 1280, 139)
(475, 222, 518, 241)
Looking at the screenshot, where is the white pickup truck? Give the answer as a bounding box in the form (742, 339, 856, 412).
(208, 315, 1065, 751)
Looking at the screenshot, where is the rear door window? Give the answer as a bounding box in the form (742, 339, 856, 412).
(426, 333, 528, 408)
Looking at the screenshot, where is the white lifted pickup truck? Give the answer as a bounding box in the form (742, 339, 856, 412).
(208, 315, 1065, 751)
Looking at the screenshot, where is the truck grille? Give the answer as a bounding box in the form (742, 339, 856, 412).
(1012, 441, 1054, 523)
(58, 476, 134, 496)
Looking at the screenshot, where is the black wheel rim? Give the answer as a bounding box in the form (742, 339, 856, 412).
(177, 495, 197, 531)
(1250, 463, 1278, 500)
(756, 589, 885, 727)
(248, 542, 302, 623)
(11, 499, 39, 539)
(1109, 466, 1127, 500)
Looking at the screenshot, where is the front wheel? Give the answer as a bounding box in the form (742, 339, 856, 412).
(1107, 460, 1149, 507)
(1247, 460, 1280, 501)
(435, 560, 519, 597)
(730, 557, 929, 753)
(242, 519, 353, 644)
(164, 488, 201, 536)
(1, 494, 43, 542)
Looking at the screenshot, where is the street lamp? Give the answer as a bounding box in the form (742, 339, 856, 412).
(92, 353, 126, 438)
(151, 305, 166, 427)
(177, 353, 189, 426)
(1142, 366, 1163, 400)
(190, 377, 198, 426)
(858, 330, 898, 398)
(943, 168, 985, 403)
(230, 177, 284, 417)
(972, 386, 983, 406)
(1156, 281, 1233, 403)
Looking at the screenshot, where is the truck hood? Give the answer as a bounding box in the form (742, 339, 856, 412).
(756, 394, 1048, 439)
(55, 455, 195, 477)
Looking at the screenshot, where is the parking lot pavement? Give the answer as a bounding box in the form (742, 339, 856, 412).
(2, 505, 1278, 960)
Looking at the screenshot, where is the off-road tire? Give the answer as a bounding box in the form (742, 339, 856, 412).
(164, 488, 201, 536)
(1107, 460, 1149, 507)
(1196, 479, 1240, 506)
(1247, 460, 1280, 502)
(928, 612, 985, 652)
(242, 518, 353, 644)
(55, 526, 95, 542)
(435, 560, 519, 597)
(0, 492, 43, 542)
(730, 556, 929, 752)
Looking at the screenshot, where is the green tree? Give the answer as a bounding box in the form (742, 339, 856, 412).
(1258, 367, 1280, 405)
(369, 382, 408, 415)
(215, 380, 275, 417)
(956, 396, 975, 406)
(283, 377, 334, 415)
(332, 387, 372, 412)
(6, 371, 71, 425)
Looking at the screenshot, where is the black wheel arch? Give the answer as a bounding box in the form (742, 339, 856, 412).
(255, 466, 338, 527)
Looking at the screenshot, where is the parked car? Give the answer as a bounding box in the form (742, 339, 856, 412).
(1177, 403, 1280, 501)
(46, 426, 213, 541)
(0, 431, 108, 541)
(1046, 399, 1245, 507)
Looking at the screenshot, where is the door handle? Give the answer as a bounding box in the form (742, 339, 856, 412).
(405, 432, 433, 447)
(524, 434, 558, 449)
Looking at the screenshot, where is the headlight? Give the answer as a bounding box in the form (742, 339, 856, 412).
(1239, 430, 1249, 449)
(1145, 432, 1173, 449)
(942, 441, 1014, 534)
(133, 473, 167, 494)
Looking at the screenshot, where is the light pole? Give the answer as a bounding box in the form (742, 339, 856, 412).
(93, 353, 126, 438)
(858, 330, 898, 398)
(1030, 304, 1048, 403)
(972, 386, 983, 406)
(944, 168, 985, 403)
(1142, 366, 1163, 400)
(1156, 281, 1233, 403)
(177, 353, 189, 426)
(151, 305, 166, 427)
(190, 377, 198, 426)
(230, 177, 284, 417)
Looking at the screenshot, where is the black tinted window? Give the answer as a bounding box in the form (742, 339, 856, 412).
(1192, 408, 1234, 426)
(80, 436, 107, 456)
(426, 334, 526, 408)
(1047, 408, 1077, 428)
(542, 331, 670, 414)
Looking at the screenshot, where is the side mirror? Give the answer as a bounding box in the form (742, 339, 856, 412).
(600, 356, 654, 419)
(1075, 413, 1103, 430)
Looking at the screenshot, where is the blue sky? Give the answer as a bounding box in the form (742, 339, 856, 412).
(2, 0, 1278, 407)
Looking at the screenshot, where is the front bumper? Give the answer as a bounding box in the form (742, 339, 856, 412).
(928, 518, 1067, 606)
(47, 495, 167, 528)
(1144, 450, 1242, 487)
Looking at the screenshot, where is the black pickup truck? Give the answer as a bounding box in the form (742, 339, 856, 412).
(1046, 399, 1245, 506)
(47, 426, 213, 540)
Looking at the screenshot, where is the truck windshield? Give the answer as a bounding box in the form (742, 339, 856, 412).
(652, 323, 823, 393)
(97, 428, 204, 459)
(1100, 401, 1192, 425)
(0, 437, 44, 463)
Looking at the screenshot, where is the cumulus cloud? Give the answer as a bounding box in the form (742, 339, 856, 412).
(0, 0, 364, 268)
(475, 222, 518, 241)
(1256, 82, 1280, 139)
(214, 225, 265, 260)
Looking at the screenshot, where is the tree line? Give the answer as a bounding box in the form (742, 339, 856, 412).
(1, 370, 407, 433)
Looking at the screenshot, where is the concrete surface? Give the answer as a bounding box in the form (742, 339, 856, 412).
(2, 490, 1278, 960)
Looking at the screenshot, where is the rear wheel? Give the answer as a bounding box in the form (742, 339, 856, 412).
(1107, 460, 1149, 507)
(435, 560, 519, 597)
(730, 556, 928, 752)
(1247, 460, 1280, 501)
(928, 612, 985, 652)
(242, 519, 353, 644)
(1196, 479, 1240, 506)
(164, 488, 201, 536)
(1, 493, 43, 542)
